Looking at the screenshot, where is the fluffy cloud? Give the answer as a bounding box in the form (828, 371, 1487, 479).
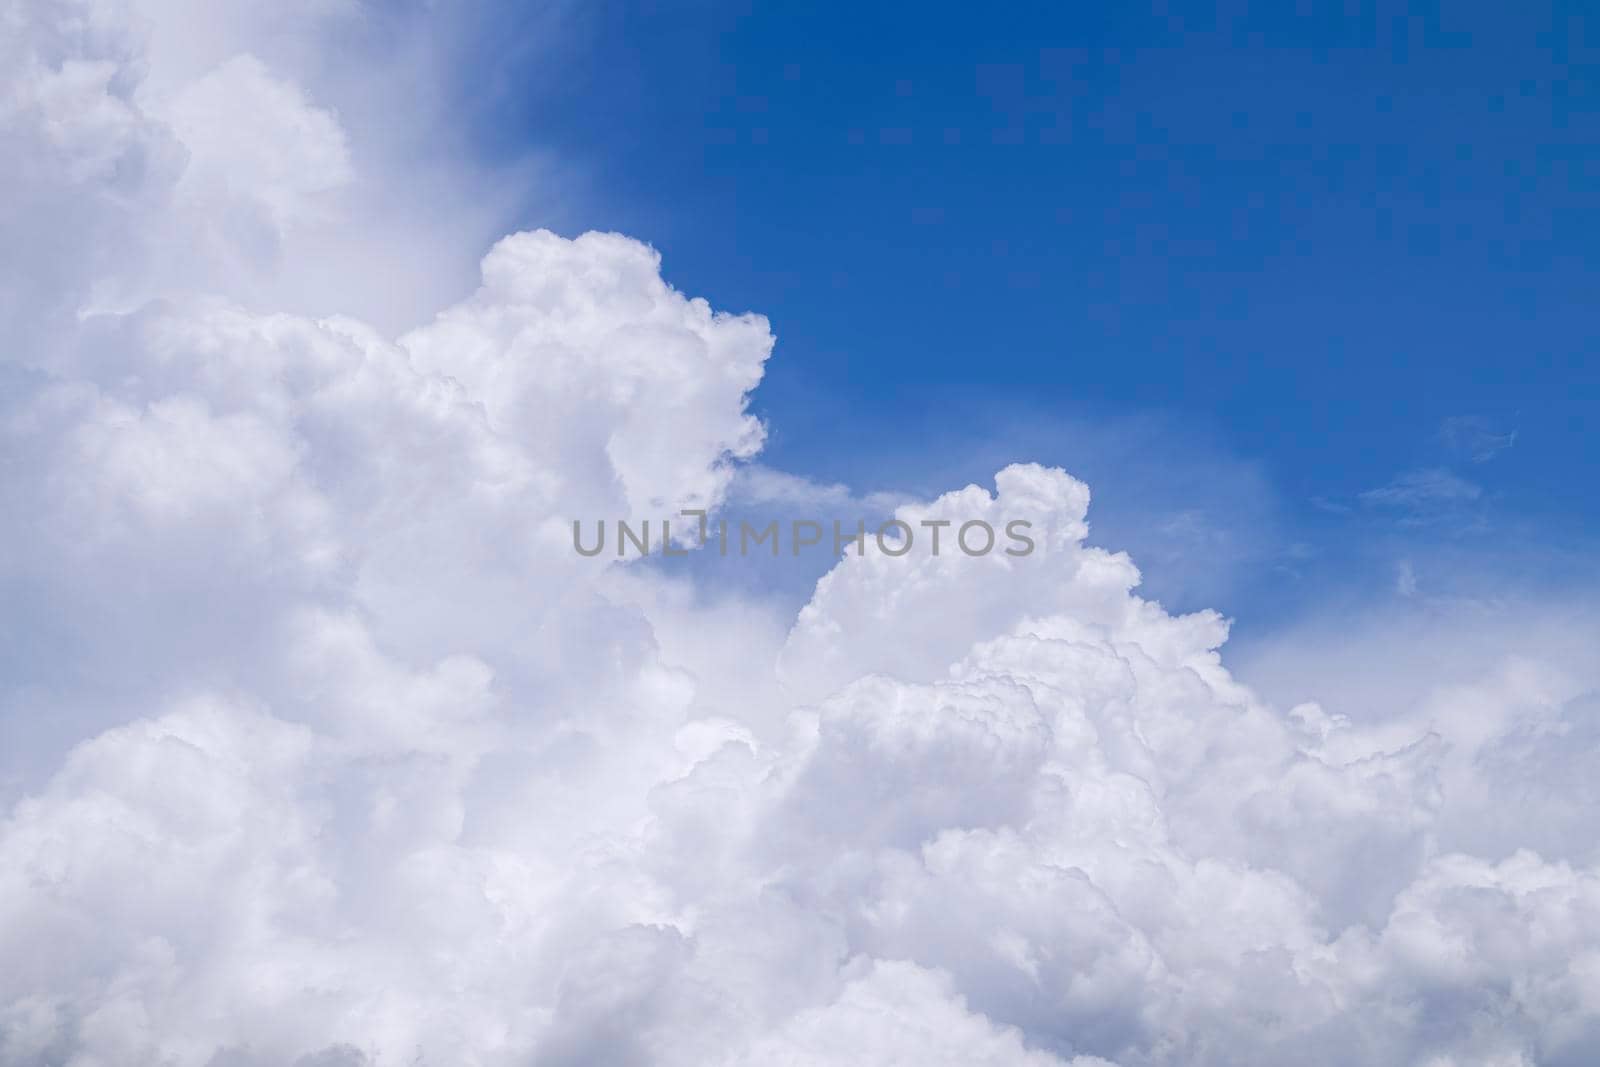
(3, 2, 1600, 1066)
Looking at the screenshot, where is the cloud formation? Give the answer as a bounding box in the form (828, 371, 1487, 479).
(1440, 415, 1518, 464)
(3, 3, 1599, 1066)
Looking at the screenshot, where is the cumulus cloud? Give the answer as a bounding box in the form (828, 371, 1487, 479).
(3, 2, 1600, 1066)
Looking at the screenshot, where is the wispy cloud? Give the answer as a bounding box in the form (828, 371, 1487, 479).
(1359, 467, 1484, 526)
(1363, 467, 1484, 511)
(730, 463, 911, 514)
(1439, 415, 1518, 464)
(1394, 558, 1419, 597)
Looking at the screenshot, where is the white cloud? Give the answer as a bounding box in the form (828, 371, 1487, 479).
(2, 2, 1600, 1066)
(1396, 558, 1419, 596)
(730, 464, 912, 514)
(1439, 415, 1518, 464)
(1359, 467, 1485, 527)
(733, 961, 1114, 1067)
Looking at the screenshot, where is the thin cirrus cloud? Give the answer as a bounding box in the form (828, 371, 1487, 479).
(1358, 466, 1485, 526)
(2, 3, 1600, 1067)
(1439, 414, 1519, 464)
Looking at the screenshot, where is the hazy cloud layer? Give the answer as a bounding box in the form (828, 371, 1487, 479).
(3, 3, 1599, 1066)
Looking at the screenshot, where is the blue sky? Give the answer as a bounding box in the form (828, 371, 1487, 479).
(464, 0, 1596, 628)
(10, 3, 1600, 1060)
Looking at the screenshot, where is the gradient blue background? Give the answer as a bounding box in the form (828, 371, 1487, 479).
(458, 0, 1596, 628)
